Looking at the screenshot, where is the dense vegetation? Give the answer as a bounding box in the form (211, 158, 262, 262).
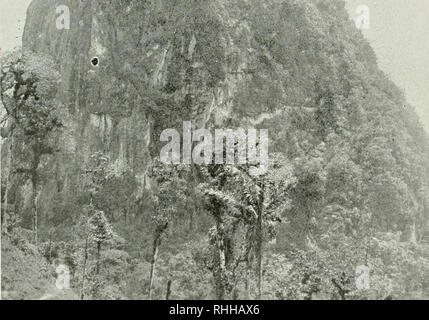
(1, 0, 429, 300)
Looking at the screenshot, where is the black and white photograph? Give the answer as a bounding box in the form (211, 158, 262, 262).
(1, 0, 428, 303)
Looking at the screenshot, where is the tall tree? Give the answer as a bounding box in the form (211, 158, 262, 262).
(88, 209, 114, 275)
(0, 49, 63, 243)
(199, 153, 294, 299)
(147, 158, 191, 299)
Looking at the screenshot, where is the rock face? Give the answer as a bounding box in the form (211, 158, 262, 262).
(22, 0, 292, 217)
(19, 0, 429, 242)
(24, 0, 152, 175)
(20, 0, 356, 215)
(22, 0, 360, 165)
(23, 0, 255, 177)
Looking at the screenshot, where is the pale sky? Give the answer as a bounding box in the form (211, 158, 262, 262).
(0, 0, 32, 53)
(346, 0, 429, 132)
(0, 0, 428, 131)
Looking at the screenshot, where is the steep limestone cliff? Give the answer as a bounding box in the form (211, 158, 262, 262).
(18, 0, 429, 243)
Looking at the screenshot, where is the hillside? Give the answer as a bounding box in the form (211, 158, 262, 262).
(1, 231, 77, 300)
(1, 0, 429, 300)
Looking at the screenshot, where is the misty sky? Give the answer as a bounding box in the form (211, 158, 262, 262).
(345, 0, 429, 132)
(0, 0, 428, 131)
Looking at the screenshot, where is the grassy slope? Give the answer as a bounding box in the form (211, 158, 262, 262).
(1, 234, 76, 300)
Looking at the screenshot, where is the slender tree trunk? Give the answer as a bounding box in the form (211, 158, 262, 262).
(31, 179, 38, 243)
(214, 214, 227, 300)
(96, 242, 101, 274)
(256, 186, 264, 300)
(31, 146, 40, 244)
(165, 280, 172, 300)
(149, 236, 161, 300)
(80, 235, 88, 300)
(48, 232, 53, 263)
(80, 203, 90, 300)
(2, 134, 12, 233)
(216, 244, 227, 300)
(256, 225, 262, 299)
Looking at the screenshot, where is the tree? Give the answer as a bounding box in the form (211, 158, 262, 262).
(0, 48, 63, 243)
(147, 158, 191, 299)
(79, 152, 110, 299)
(198, 153, 294, 299)
(88, 209, 114, 275)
